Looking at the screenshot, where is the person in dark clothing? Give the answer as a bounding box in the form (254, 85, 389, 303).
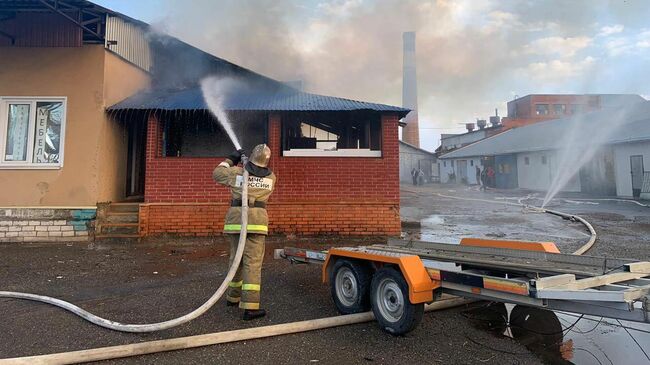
(411, 168, 418, 186)
(487, 166, 495, 188)
(480, 167, 487, 191)
(475, 166, 481, 188)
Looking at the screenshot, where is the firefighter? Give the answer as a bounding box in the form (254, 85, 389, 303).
(213, 144, 276, 320)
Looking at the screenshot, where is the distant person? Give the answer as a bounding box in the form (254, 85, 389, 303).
(487, 166, 495, 188)
(480, 167, 487, 191)
(475, 166, 481, 187)
(417, 168, 425, 185)
(411, 168, 418, 186)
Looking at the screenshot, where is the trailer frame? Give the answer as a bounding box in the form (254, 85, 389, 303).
(277, 238, 650, 334)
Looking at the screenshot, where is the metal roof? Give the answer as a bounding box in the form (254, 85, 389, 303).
(108, 85, 410, 116)
(440, 101, 650, 159)
(399, 141, 437, 157)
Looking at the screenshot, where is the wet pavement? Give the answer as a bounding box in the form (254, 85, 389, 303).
(1, 184, 648, 364)
(402, 184, 650, 365)
(1, 237, 541, 364)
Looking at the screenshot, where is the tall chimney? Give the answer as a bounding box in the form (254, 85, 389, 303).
(402, 31, 420, 147)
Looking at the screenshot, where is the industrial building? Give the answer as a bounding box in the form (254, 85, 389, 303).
(399, 141, 437, 184)
(438, 94, 645, 156)
(501, 94, 645, 129)
(439, 101, 650, 198)
(0, 0, 408, 242)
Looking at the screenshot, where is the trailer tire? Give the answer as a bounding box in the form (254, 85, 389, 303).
(370, 267, 424, 335)
(330, 259, 372, 314)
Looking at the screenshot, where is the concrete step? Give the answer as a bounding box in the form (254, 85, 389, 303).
(95, 234, 140, 240)
(100, 223, 139, 236)
(108, 203, 140, 213)
(105, 212, 139, 224)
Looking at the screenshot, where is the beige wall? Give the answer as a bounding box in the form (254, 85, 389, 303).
(97, 51, 150, 202)
(0, 45, 150, 206)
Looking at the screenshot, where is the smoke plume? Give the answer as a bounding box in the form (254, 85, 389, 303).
(133, 0, 650, 150)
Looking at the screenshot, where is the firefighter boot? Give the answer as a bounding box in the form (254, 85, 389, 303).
(243, 309, 267, 320)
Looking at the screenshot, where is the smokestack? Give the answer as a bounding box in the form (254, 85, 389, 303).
(402, 31, 420, 147)
(489, 108, 501, 127)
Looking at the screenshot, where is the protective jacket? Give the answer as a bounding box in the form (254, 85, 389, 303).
(213, 158, 276, 235)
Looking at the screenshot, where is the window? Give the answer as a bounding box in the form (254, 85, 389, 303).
(443, 161, 446, 167)
(524, 156, 530, 165)
(282, 112, 381, 157)
(553, 104, 566, 114)
(541, 155, 547, 165)
(0, 97, 66, 168)
(535, 104, 549, 115)
(470, 160, 474, 166)
(568, 104, 583, 114)
(162, 111, 266, 157)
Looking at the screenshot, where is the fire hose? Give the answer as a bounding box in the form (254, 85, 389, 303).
(0, 187, 599, 363)
(0, 156, 252, 333)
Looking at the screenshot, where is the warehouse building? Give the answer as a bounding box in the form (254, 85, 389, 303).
(0, 0, 408, 242)
(439, 101, 650, 198)
(399, 141, 437, 184)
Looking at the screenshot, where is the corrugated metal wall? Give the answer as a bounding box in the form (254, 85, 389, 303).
(105, 16, 151, 72)
(0, 12, 82, 47)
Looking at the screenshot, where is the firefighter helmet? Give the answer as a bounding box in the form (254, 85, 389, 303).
(250, 144, 271, 167)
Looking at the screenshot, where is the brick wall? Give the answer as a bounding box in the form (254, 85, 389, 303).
(0, 208, 94, 243)
(141, 112, 401, 236)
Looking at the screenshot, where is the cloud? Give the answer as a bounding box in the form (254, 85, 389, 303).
(521, 56, 597, 84)
(317, 0, 364, 17)
(599, 24, 624, 36)
(524, 36, 592, 57)
(636, 30, 650, 48)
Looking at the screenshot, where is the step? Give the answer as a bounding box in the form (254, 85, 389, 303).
(95, 234, 140, 240)
(108, 203, 140, 213)
(100, 223, 139, 235)
(104, 212, 139, 224)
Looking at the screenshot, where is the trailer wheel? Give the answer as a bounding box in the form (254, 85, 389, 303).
(330, 259, 372, 314)
(370, 267, 424, 335)
(509, 305, 562, 345)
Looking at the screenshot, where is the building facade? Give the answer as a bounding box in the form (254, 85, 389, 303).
(0, 0, 407, 242)
(399, 141, 437, 184)
(502, 94, 645, 129)
(439, 102, 650, 198)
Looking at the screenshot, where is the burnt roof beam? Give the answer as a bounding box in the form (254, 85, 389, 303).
(37, 0, 103, 40)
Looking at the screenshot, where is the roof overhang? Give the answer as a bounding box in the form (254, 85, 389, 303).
(107, 86, 410, 118)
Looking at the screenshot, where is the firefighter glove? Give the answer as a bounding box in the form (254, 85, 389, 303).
(228, 149, 246, 166)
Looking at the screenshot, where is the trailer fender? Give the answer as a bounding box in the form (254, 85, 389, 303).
(323, 248, 439, 304)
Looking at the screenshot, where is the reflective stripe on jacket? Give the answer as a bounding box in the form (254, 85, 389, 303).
(213, 159, 276, 235)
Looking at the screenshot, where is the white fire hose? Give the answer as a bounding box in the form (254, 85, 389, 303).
(0, 157, 251, 333)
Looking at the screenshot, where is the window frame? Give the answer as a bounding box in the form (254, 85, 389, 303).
(535, 104, 550, 115)
(280, 113, 383, 158)
(0, 96, 67, 169)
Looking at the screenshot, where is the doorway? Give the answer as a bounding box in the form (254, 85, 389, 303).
(630, 155, 644, 198)
(457, 160, 468, 184)
(126, 120, 147, 199)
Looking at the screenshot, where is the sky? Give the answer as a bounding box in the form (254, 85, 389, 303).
(95, 0, 650, 151)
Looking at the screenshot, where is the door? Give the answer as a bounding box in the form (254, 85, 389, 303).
(495, 154, 518, 189)
(126, 120, 147, 199)
(579, 148, 617, 196)
(457, 160, 468, 184)
(630, 155, 644, 198)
